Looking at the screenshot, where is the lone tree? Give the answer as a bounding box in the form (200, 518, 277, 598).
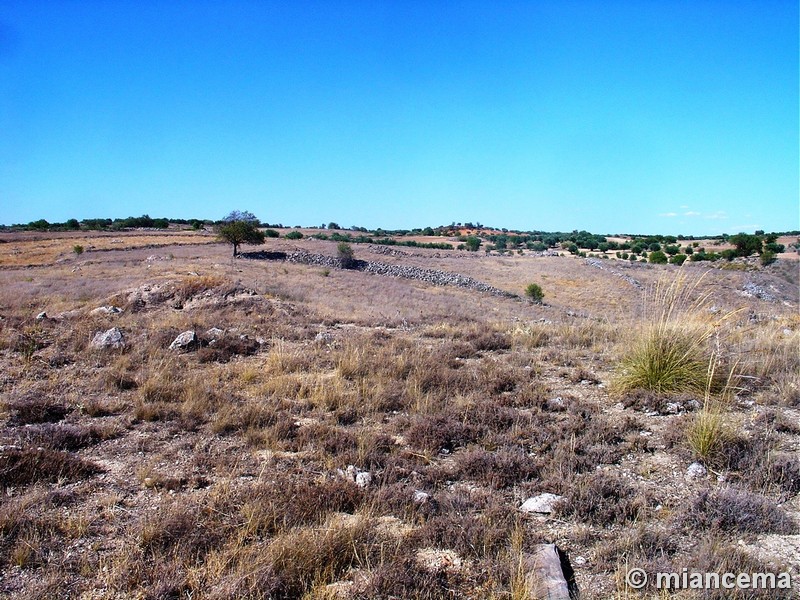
(218, 211, 265, 257)
(337, 242, 356, 268)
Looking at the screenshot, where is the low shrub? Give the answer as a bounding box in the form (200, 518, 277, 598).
(682, 488, 795, 534)
(524, 283, 544, 303)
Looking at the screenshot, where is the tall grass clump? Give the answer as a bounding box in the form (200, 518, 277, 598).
(613, 273, 738, 396)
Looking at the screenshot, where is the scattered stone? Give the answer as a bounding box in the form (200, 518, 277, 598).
(338, 465, 372, 488)
(90, 306, 122, 315)
(686, 462, 707, 480)
(91, 327, 125, 349)
(413, 490, 430, 504)
(169, 330, 198, 351)
(523, 544, 578, 600)
(355, 471, 372, 488)
(206, 327, 224, 338)
(520, 493, 564, 514)
(573, 556, 587, 567)
(315, 331, 335, 344)
(35, 311, 47, 321)
(416, 548, 464, 573)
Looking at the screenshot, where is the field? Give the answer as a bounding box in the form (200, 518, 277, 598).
(0, 231, 798, 599)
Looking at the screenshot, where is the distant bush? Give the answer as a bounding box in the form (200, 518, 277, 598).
(648, 251, 668, 264)
(264, 229, 279, 238)
(465, 236, 481, 252)
(285, 231, 304, 240)
(669, 254, 687, 265)
(72, 245, 84, 255)
(760, 250, 776, 266)
(337, 242, 355, 268)
(524, 283, 544, 303)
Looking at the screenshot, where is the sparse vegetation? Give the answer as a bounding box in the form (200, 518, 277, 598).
(0, 227, 796, 599)
(524, 282, 544, 303)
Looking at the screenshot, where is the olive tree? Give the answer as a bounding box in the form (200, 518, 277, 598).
(218, 212, 265, 257)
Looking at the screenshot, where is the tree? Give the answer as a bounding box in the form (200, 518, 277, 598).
(218, 219, 265, 257)
(649, 250, 668, 264)
(337, 242, 355, 268)
(729, 233, 762, 257)
(465, 236, 481, 252)
(222, 210, 259, 225)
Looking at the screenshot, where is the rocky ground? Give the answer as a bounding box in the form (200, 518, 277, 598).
(0, 233, 798, 599)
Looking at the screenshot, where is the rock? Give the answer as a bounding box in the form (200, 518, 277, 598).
(686, 462, 707, 479)
(523, 544, 578, 600)
(90, 306, 122, 315)
(91, 327, 125, 349)
(315, 331, 335, 344)
(206, 327, 224, 338)
(169, 330, 198, 351)
(338, 465, 372, 488)
(520, 493, 564, 514)
(413, 490, 430, 504)
(35, 311, 47, 321)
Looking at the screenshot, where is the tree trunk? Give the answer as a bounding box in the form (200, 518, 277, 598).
(233, 242, 238, 257)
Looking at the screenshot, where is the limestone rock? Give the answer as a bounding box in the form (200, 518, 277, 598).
(686, 462, 707, 480)
(91, 327, 125, 349)
(520, 493, 564, 514)
(169, 330, 198, 351)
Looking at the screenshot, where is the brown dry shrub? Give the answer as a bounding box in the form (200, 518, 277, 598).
(4, 393, 68, 425)
(0, 448, 101, 485)
(411, 489, 518, 560)
(682, 488, 795, 534)
(454, 447, 539, 489)
(555, 470, 647, 526)
(405, 413, 479, 453)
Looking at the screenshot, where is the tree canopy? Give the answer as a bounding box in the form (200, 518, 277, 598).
(218, 216, 265, 257)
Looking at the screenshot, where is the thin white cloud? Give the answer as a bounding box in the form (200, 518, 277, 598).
(659, 212, 678, 217)
(683, 211, 701, 217)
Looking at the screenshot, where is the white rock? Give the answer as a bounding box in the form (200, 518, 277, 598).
(355, 471, 372, 488)
(169, 330, 197, 350)
(91, 327, 125, 349)
(520, 493, 564, 514)
(35, 311, 48, 320)
(686, 462, 707, 479)
(90, 306, 122, 315)
(413, 490, 430, 504)
(206, 327, 224, 338)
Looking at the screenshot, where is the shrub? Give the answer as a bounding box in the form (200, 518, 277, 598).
(285, 230, 304, 240)
(524, 283, 544, 303)
(669, 253, 687, 265)
(72, 244, 84, 255)
(648, 250, 668, 264)
(264, 229, 279, 238)
(612, 274, 728, 396)
(555, 470, 647, 526)
(760, 250, 776, 266)
(465, 236, 481, 251)
(683, 488, 795, 534)
(337, 242, 355, 268)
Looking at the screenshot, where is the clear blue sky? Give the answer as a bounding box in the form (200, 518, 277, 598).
(1, 1, 797, 235)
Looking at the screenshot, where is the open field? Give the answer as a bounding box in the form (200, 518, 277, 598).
(0, 231, 798, 599)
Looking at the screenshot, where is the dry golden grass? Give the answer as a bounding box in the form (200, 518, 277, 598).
(0, 230, 797, 599)
(0, 230, 216, 268)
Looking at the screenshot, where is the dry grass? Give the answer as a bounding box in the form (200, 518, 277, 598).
(0, 231, 797, 599)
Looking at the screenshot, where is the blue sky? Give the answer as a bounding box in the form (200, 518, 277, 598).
(1, 1, 797, 235)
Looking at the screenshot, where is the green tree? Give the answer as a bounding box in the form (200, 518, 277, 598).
(218, 219, 265, 257)
(649, 250, 668, 264)
(337, 242, 356, 268)
(465, 236, 481, 252)
(729, 233, 762, 257)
